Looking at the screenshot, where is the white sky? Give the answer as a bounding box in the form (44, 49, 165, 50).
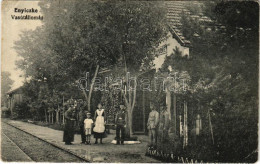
(1, 1, 42, 90)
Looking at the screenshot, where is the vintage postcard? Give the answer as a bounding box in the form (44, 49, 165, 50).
(1, 0, 259, 163)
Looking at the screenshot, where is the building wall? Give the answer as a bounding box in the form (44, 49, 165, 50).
(152, 32, 190, 134)
(7, 93, 23, 114)
(153, 32, 189, 71)
(132, 33, 190, 134)
(14, 94, 23, 104)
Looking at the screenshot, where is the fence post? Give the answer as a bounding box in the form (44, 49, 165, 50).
(173, 94, 177, 134)
(208, 108, 214, 145)
(62, 96, 65, 124)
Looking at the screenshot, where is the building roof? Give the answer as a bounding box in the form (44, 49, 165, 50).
(165, 1, 214, 47)
(6, 86, 23, 95)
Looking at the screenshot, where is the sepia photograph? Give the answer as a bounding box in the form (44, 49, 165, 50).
(1, 0, 259, 163)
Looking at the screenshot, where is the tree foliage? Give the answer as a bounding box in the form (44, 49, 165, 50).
(161, 1, 259, 162)
(14, 0, 167, 135)
(1, 71, 14, 105)
(12, 1, 258, 161)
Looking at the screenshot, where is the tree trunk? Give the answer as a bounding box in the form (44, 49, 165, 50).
(48, 113, 51, 123)
(125, 103, 133, 138)
(122, 73, 137, 138)
(56, 106, 59, 124)
(123, 90, 135, 138)
(166, 89, 171, 120)
(45, 108, 48, 123)
(87, 65, 99, 111)
(62, 109, 65, 124)
(129, 110, 133, 135)
(130, 86, 136, 135)
(10, 99, 13, 117)
(52, 112, 54, 124)
(173, 94, 177, 134)
(208, 108, 214, 145)
(62, 96, 65, 124)
(80, 65, 100, 112)
(183, 101, 188, 148)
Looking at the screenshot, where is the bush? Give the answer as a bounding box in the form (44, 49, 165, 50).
(1, 109, 11, 118)
(13, 102, 32, 119)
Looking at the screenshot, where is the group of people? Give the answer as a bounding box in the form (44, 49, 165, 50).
(147, 104, 171, 148)
(63, 102, 127, 145)
(63, 99, 163, 147)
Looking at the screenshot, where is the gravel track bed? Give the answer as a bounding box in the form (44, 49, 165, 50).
(2, 122, 86, 162)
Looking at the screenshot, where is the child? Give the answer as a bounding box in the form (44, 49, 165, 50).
(84, 112, 93, 145)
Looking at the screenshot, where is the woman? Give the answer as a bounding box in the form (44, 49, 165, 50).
(93, 103, 106, 144)
(63, 104, 76, 145)
(78, 103, 87, 144)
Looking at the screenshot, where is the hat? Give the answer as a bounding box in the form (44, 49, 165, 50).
(86, 112, 91, 115)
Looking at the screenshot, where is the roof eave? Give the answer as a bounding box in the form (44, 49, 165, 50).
(6, 86, 23, 95)
(168, 25, 191, 48)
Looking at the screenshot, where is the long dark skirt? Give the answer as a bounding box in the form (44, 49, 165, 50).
(63, 119, 75, 143)
(94, 132, 105, 139)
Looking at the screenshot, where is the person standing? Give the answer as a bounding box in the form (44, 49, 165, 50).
(78, 104, 86, 144)
(158, 105, 169, 143)
(93, 103, 106, 144)
(115, 104, 127, 145)
(84, 112, 93, 144)
(63, 104, 76, 145)
(147, 103, 159, 147)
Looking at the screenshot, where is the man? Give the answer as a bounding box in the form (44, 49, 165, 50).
(78, 103, 86, 144)
(158, 105, 169, 143)
(115, 104, 127, 145)
(63, 104, 76, 145)
(147, 103, 159, 147)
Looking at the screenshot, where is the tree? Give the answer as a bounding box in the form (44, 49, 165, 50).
(208, 2, 258, 162)
(172, 1, 259, 162)
(90, 1, 168, 136)
(15, 1, 168, 137)
(1, 71, 14, 106)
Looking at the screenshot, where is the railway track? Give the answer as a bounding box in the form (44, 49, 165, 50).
(1, 131, 34, 162)
(2, 121, 89, 162)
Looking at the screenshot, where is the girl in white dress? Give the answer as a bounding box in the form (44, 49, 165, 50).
(93, 103, 106, 144)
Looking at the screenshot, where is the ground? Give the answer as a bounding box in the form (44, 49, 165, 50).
(1, 129, 33, 162)
(1, 122, 86, 162)
(2, 119, 159, 163)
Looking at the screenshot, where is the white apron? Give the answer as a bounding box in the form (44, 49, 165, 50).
(93, 109, 105, 133)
